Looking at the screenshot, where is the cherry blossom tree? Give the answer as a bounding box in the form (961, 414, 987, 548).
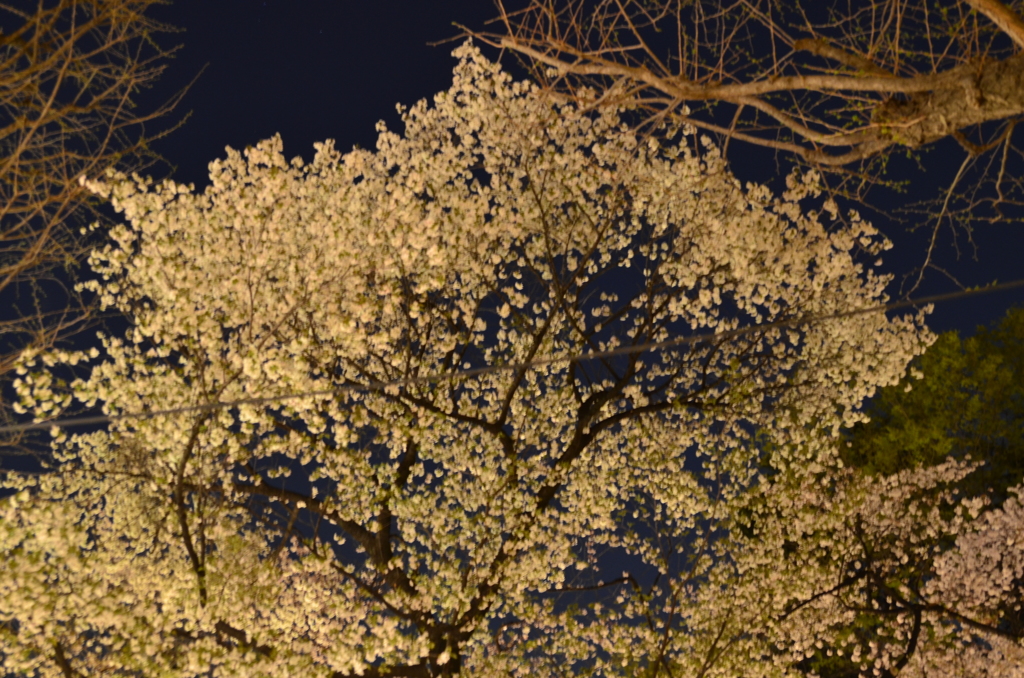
(1, 45, 1020, 678)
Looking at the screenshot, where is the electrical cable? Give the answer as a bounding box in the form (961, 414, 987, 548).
(2, 278, 1023, 436)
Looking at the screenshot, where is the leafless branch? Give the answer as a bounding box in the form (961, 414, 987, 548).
(0, 0, 187, 451)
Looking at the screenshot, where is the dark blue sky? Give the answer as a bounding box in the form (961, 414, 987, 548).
(145, 0, 498, 183)
(145, 0, 1023, 337)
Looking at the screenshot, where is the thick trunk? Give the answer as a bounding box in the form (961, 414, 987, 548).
(870, 53, 1024, 150)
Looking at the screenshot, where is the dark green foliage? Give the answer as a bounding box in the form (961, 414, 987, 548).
(842, 306, 1024, 506)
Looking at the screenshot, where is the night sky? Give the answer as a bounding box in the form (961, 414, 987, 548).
(142, 0, 1023, 337)
(143, 1, 497, 188)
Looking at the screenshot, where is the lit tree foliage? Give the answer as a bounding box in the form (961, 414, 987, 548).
(2, 46, 1020, 678)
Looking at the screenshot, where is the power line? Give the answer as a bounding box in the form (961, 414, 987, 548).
(2, 278, 1023, 436)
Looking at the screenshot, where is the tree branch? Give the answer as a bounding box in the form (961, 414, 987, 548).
(965, 0, 1024, 49)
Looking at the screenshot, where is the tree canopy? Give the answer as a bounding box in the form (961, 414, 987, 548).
(1, 46, 1021, 678)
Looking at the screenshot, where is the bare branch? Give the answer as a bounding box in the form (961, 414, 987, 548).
(0, 0, 186, 450)
(966, 0, 1024, 49)
(483, 0, 1024, 278)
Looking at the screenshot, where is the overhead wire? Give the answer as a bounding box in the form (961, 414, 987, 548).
(1, 278, 1023, 436)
